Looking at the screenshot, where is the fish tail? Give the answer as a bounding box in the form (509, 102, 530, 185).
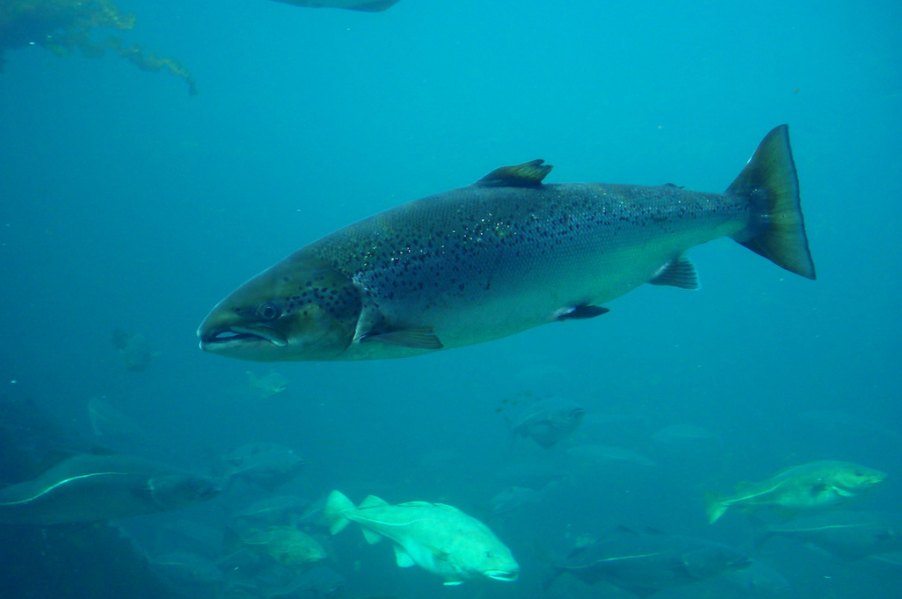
(704, 492, 729, 524)
(324, 490, 355, 535)
(727, 125, 816, 280)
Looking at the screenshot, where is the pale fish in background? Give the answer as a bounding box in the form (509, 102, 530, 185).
(324, 490, 519, 585)
(229, 494, 311, 529)
(219, 442, 304, 491)
(706, 460, 887, 524)
(112, 328, 156, 372)
(87, 395, 150, 451)
(245, 370, 289, 400)
(488, 482, 557, 516)
(498, 393, 585, 448)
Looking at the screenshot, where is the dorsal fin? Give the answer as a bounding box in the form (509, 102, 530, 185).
(477, 159, 552, 188)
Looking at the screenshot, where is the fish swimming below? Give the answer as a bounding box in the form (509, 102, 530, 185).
(499, 393, 585, 448)
(545, 526, 750, 596)
(198, 125, 815, 362)
(706, 460, 887, 524)
(323, 490, 519, 585)
(758, 511, 902, 560)
(0, 453, 221, 525)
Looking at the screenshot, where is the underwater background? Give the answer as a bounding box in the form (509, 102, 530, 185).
(1, 0, 900, 597)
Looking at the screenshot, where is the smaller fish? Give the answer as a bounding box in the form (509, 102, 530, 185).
(230, 494, 310, 529)
(270, 0, 400, 12)
(759, 511, 902, 560)
(546, 527, 750, 596)
(235, 525, 327, 568)
(324, 490, 519, 585)
(706, 460, 886, 524)
(0, 454, 220, 525)
(500, 394, 585, 448)
(245, 370, 289, 400)
(112, 329, 156, 372)
(488, 483, 555, 516)
(220, 442, 304, 491)
(86, 395, 150, 451)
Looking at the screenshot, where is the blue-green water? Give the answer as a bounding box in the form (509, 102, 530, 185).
(1, 1, 900, 597)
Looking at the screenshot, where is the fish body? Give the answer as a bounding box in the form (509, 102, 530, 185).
(501, 394, 585, 448)
(760, 511, 902, 560)
(706, 460, 887, 524)
(237, 525, 327, 567)
(546, 527, 750, 596)
(324, 490, 518, 585)
(270, 0, 400, 11)
(219, 442, 304, 490)
(198, 126, 814, 361)
(488, 484, 554, 515)
(245, 370, 289, 399)
(0, 454, 220, 525)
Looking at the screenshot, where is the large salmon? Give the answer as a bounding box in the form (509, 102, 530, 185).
(198, 125, 814, 361)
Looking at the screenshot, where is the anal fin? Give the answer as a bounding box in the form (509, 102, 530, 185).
(555, 305, 609, 321)
(649, 256, 699, 289)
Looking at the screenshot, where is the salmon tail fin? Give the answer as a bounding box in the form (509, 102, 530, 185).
(704, 491, 729, 524)
(324, 490, 355, 535)
(727, 125, 816, 280)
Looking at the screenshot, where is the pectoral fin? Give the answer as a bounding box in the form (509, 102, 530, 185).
(394, 545, 415, 567)
(359, 327, 444, 349)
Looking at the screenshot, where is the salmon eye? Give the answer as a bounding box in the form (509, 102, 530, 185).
(258, 302, 282, 321)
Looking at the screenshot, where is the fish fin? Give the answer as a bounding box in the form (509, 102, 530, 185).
(704, 492, 729, 524)
(323, 490, 355, 535)
(833, 486, 855, 498)
(613, 525, 639, 535)
(362, 528, 382, 544)
(476, 159, 552, 188)
(393, 545, 415, 567)
(555, 304, 609, 321)
(727, 125, 816, 279)
(359, 327, 443, 350)
(359, 495, 389, 509)
(443, 580, 464, 586)
(648, 256, 700, 289)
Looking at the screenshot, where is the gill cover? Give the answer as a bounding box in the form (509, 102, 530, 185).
(198, 256, 361, 360)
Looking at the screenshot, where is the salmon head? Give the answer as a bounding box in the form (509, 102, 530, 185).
(197, 256, 361, 361)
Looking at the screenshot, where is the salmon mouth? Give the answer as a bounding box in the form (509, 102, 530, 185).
(198, 326, 288, 349)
